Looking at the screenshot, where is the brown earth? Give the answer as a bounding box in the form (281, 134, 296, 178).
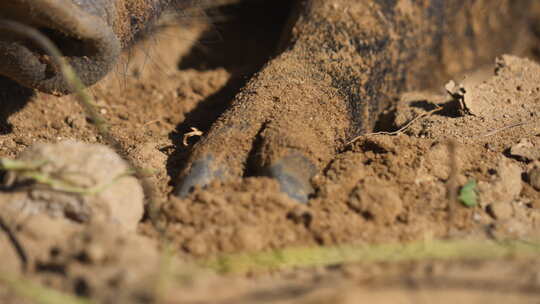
(2, 1, 540, 303)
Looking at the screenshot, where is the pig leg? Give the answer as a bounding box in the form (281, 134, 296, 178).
(176, 0, 536, 202)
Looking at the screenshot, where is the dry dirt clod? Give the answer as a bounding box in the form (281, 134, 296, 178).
(478, 157, 523, 207)
(1, 140, 144, 231)
(463, 56, 540, 119)
(486, 202, 513, 220)
(529, 167, 540, 191)
(530, 199, 540, 209)
(348, 181, 403, 225)
(510, 138, 540, 161)
(488, 219, 529, 240)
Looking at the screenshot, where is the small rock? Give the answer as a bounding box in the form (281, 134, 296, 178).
(131, 142, 167, 173)
(478, 157, 522, 205)
(14, 136, 33, 146)
(486, 202, 513, 220)
(234, 226, 265, 252)
(510, 138, 540, 161)
(3, 138, 16, 150)
(6, 140, 144, 231)
(50, 120, 64, 130)
(488, 219, 528, 240)
(86, 243, 107, 263)
(348, 180, 403, 224)
(65, 115, 86, 129)
(529, 199, 540, 209)
(184, 236, 208, 256)
(287, 205, 313, 227)
(529, 167, 540, 191)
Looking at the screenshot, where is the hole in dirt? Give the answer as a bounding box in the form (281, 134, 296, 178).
(166, 0, 293, 181)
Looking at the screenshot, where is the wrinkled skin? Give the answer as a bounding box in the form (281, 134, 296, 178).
(0, 0, 538, 202)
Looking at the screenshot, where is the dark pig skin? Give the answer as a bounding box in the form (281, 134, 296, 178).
(0, 0, 538, 202)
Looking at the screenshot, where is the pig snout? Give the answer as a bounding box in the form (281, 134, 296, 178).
(0, 0, 167, 95)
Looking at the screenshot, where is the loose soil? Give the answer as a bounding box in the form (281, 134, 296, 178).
(2, 2, 540, 303)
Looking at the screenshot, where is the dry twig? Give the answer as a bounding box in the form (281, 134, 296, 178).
(475, 121, 534, 139)
(347, 105, 442, 145)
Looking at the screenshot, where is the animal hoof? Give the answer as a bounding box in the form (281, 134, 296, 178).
(175, 154, 225, 197)
(260, 154, 316, 203)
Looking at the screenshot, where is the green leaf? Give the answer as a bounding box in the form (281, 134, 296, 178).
(459, 179, 478, 207)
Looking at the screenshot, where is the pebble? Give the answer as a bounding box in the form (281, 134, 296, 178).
(510, 138, 540, 161)
(14, 136, 33, 146)
(488, 219, 528, 240)
(10, 140, 144, 231)
(478, 158, 522, 206)
(348, 181, 403, 225)
(65, 115, 86, 129)
(3, 138, 16, 149)
(529, 199, 540, 209)
(529, 167, 540, 191)
(486, 202, 513, 220)
(50, 121, 64, 130)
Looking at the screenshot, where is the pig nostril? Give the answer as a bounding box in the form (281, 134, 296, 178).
(0, 17, 120, 95)
(35, 27, 99, 78)
(38, 28, 94, 58)
(0, 27, 89, 78)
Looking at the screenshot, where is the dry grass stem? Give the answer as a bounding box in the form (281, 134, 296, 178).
(347, 105, 442, 145)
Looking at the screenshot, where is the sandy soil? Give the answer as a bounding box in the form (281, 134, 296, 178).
(1, 2, 540, 303)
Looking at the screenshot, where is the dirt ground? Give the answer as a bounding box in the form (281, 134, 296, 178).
(1, 2, 540, 303)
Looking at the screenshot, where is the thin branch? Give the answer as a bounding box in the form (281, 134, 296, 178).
(475, 121, 534, 139)
(347, 105, 442, 145)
